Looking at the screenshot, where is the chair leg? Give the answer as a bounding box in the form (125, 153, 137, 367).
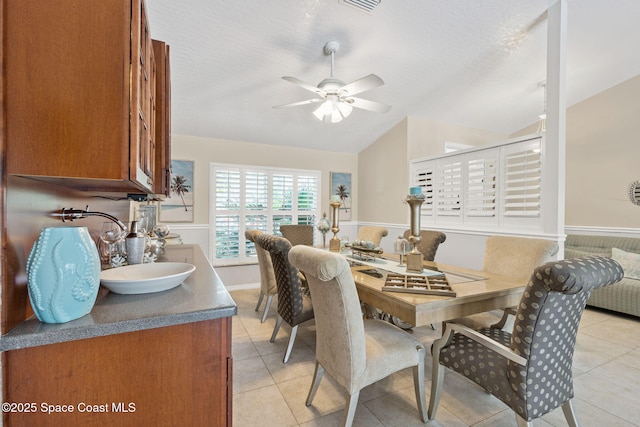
(427, 355, 444, 420)
(561, 400, 580, 427)
(270, 315, 283, 343)
(413, 346, 427, 422)
(342, 390, 360, 427)
(515, 414, 533, 427)
(306, 361, 324, 406)
(260, 294, 273, 323)
(282, 325, 298, 363)
(428, 325, 455, 420)
(254, 291, 265, 312)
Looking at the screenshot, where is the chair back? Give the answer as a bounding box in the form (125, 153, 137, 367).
(280, 224, 314, 246)
(402, 230, 446, 261)
(288, 246, 366, 389)
(482, 236, 558, 280)
(510, 256, 623, 419)
(357, 226, 388, 247)
(245, 229, 277, 296)
(254, 233, 306, 323)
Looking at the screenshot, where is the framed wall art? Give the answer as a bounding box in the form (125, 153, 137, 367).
(160, 159, 194, 222)
(330, 171, 352, 221)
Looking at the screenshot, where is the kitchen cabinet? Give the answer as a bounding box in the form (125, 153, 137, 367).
(153, 40, 172, 196)
(4, 318, 232, 427)
(4, 0, 169, 194)
(1, 245, 236, 426)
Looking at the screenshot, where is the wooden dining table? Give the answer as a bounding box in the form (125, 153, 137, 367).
(348, 254, 528, 328)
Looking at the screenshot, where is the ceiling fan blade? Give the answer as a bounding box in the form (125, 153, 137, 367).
(273, 98, 324, 109)
(340, 74, 384, 96)
(282, 76, 323, 94)
(346, 97, 391, 113)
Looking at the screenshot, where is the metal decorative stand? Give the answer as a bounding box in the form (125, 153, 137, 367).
(329, 200, 342, 252)
(405, 193, 426, 272)
(317, 212, 331, 249)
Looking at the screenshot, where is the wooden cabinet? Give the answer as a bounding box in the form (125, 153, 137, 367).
(3, 318, 233, 427)
(153, 40, 172, 196)
(4, 0, 169, 194)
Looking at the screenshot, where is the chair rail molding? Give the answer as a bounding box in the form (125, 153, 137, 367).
(565, 225, 640, 238)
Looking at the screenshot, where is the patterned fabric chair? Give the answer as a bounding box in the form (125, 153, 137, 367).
(288, 245, 427, 427)
(402, 229, 446, 261)
(280, 224, 314, 246)
(429, 256, 624, 426)
(254, 233, 314, 363)
(356, 226, 388, 247)
(245, 229, 277, 323)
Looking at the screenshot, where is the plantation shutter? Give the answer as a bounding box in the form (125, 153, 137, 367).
(211, 164, 321, 266)
(466, 152, 497, 217)
(436, 159, 462, 217)
(502, 140, 541, 217)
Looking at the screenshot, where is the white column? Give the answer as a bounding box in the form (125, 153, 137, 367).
(542, 0, 568, 254)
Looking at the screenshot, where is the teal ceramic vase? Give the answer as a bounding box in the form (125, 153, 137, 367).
(26, 226, 101, 323)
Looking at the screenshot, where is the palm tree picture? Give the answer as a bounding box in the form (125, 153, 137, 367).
(160, 160, 194, 222)
(336, 184, 349, 211)
(171, 175, 191, 211)
(330, 172, 352, 221)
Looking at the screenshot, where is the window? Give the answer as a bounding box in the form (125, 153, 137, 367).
(210, 164, 321, 265)
(411, 135, 543, 231)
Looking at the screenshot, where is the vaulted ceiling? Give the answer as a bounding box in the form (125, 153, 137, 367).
(147, 0, 640, 153)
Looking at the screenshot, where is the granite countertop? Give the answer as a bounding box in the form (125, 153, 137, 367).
(0, 244, 237, 351)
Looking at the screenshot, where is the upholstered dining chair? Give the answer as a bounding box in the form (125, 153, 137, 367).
(254, 233, 314, 363)
(482, 235, 559, 329)
(356, 225, 388, 247)
(245, 229, 277, 323)
(279, 224, 314, 246)
(429, 256, 623, 427)
(289, 245, 427, 427)
(402, 229, 447, 261)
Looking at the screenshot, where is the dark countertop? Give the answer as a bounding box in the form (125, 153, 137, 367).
(0, 244, 237, 351)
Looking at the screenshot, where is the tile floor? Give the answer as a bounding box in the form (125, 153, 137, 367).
(230, 288, 640, 426)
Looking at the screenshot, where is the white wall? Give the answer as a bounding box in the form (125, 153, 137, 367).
(512, 74, 640, 229)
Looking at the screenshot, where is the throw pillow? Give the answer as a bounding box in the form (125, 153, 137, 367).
(611, 247, 640, 280)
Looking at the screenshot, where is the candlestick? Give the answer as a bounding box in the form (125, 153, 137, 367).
(329, 200, 342, 252)
(405, 193, 426, 272)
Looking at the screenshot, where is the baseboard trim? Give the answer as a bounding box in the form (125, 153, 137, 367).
(565, 225, 640, 238)
(225, 282, 260, 292)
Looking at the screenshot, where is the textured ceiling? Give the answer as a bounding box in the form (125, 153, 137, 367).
(147, 0, 640, 153)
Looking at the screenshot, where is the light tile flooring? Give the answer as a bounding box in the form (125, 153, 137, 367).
(230, 288, 640, 426)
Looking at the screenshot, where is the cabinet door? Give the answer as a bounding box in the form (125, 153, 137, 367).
(131, 0, 156, 191)
(153, 40, 172, 196)
(4, 0, 161, 194)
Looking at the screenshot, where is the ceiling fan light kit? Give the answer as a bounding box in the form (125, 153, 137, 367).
(274, 41, 390, 123)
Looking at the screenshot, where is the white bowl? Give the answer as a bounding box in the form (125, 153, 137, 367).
(100, 262, 196, 295)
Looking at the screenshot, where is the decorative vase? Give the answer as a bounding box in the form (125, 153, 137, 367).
(26, 226, 101, 324)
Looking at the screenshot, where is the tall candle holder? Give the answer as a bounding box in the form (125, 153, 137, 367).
(329, 199, 342, 252)
(405, 189, 426, 272)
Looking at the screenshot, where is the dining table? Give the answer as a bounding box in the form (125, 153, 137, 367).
(346, 253, 528, 328)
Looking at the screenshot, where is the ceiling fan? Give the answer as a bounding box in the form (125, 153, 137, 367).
(274, 41, 391, 123)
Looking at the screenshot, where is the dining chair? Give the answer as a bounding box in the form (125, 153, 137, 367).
(254, 233, 314, 363)
(279, 224, 314, 246)
(429, 256, 623, 427)
(482, 235, 559, 329)
(356, 225, 388, 247)
(289, 245, 427, 427)
(402, 229, 446, 261)
(245, 229, 278, 323)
